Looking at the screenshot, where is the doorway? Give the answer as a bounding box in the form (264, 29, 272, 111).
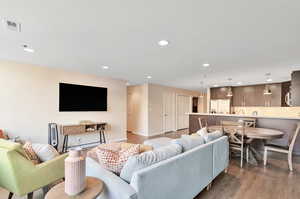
(163, 92, 175, 133)
(192, 97, 199, 113)
(176, 94, 191, 130)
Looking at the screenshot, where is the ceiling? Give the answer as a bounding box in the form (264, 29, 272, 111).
(1, 0, 300, 91)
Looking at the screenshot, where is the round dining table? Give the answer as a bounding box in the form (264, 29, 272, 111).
(208, 125, 284, 165)
(208, 125, 284, 139)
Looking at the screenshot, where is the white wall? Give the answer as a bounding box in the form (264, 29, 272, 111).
(0, 61, 127, 146)
(148, 84, 206, 136)
(127, 84, 148, 136)
(127, 83, 206, 137)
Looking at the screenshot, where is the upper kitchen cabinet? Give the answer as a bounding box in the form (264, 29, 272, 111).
(281, 81, 291, 107)
(243, 86, 257, 106)
(269, 83, 282, 107)
(232, 86, 245, 106)
(222, 83, 286, 107)
(291, 71, 300, 106)
(210, 87, 230, 99)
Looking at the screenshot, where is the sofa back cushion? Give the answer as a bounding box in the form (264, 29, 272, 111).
(120, 143, 182, 182)
(172, 135, 205, 152)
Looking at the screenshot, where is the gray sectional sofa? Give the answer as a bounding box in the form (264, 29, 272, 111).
(86, 136, 229, 199)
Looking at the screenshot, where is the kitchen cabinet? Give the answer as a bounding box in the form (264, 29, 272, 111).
(232, 87, 245, 106)
(210, 87, 230, 99)
(228, 83, 284, 107)
(291, 71, 300, 106)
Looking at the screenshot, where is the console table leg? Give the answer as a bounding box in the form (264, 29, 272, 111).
(103, 132, 106, 143)
(62, 136, 66, 153)
(65, 135, 69, 152)
(99, 132, 103, 144)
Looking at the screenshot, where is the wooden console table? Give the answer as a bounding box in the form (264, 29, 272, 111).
(61, 122, 107, 152)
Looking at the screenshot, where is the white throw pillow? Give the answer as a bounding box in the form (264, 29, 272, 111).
(196, 128, 223, 143)
(172, 135, 205, 152)
(196, 127, 208, 137)
(31, 144, 59, 162)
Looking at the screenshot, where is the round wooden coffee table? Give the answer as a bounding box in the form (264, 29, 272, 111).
(45, 177, 103, 199)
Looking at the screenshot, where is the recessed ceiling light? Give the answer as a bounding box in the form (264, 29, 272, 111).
(266, 78, 272, 82)
(158, 40, 169, 46)
(213, 84, 219, 87)
(102, 66, 109, 69)
(146, 75, 152, 79)
(237, 82, 242, 85)
(22, 45, 34, 53)
(203, 63, 210, 67)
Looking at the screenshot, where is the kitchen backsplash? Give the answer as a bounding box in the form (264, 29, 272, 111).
(232, 107, 300, 118)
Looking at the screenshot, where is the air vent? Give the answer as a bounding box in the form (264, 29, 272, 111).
(3, 19, 21, 32)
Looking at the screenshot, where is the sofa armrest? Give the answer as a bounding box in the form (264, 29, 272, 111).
(86, 157, 137, 199)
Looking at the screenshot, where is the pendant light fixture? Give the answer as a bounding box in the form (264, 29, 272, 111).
(263, 84, 272, 95)
(227, 78, 233, 97)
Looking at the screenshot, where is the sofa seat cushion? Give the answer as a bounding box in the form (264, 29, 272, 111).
(96, 144, 140, 174)
(23, 142, 40, 164)
(143, 137, 173, 149)
(172, 135, 205, 152)
(31, 143, 59, 162)
(120, 143, 182, 182)
(121, 143, 153, 153)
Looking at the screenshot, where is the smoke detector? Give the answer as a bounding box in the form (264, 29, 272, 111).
(3, 19, 21, 32)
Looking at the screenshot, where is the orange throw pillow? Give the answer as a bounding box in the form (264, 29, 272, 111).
(0, 130, 8, 139)
(96, 144, 140, 174)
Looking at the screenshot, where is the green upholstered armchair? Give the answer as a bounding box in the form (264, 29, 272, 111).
(0, 139, 67, 199)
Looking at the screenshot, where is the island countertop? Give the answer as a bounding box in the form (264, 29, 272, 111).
(187, 113, 300, 120)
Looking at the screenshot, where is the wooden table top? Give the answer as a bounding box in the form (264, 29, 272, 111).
(45, 177, 103, 199)
(208, 125, 284, 140)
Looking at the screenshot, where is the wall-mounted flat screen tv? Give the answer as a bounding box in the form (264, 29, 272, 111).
(59, 83, 107, 111)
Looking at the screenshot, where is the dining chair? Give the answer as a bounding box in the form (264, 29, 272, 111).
(241, 118, 256, 128)
(240, 118, 256, 163)
(264, 122, 300, 172)
(221, 120, 246, 168)
(198, 118, 208, 129)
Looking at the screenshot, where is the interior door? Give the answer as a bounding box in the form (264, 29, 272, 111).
(177, 95, 191, 130)
(163, 92, 175, 133)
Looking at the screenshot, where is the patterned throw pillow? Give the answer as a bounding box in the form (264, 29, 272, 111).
(87, 142, 123, 162)
(96, 144, 140, 174)
(23, 142, 40, 164)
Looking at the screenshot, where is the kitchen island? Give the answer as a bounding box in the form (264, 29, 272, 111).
(189, 113, 300, 154)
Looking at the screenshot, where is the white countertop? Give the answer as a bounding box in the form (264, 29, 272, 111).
(187, 113, 300, 120)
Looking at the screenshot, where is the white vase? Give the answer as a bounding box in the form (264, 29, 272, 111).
(65, 148, 86, 196)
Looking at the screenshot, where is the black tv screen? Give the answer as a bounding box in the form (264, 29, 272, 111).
(59, 83, 107, 111)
